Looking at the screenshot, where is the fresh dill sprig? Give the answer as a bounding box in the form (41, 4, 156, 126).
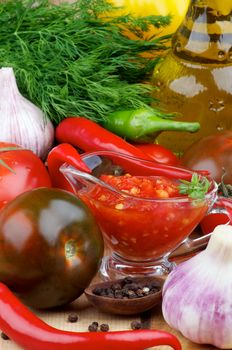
(0, 0, 172, 124)
(178, 173, 211, 199)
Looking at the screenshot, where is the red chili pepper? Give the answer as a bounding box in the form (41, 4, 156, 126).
(0, 282, 182, 350)
(55, 117, 204, 180)
(56, 117, 154, 160)
(200, 197, 232, 235)
(47, 143, 91, 192)
(81, 149, 196, 180)
(133, 143, 180, 166)
(47, 146, 196, 192)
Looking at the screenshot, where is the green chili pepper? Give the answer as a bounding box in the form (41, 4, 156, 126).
(102, 108, 200, 142)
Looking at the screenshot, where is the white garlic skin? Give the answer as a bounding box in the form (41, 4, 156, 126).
(162, 225, 232, 349)
(0, 67, 54, 159)
(3, 94, 54, 159)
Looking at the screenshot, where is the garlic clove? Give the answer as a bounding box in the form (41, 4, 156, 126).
(0, 67, 54, 159)
(162, 224, 232, 349)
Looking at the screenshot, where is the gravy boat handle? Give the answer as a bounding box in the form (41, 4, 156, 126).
(169, 200, 231, 259)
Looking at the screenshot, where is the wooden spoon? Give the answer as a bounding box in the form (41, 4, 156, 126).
(84, 276, 164, 315)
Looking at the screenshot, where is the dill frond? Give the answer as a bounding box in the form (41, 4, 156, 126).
(0, 0, 171, 123)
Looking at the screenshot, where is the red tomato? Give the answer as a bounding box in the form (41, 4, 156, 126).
(200, 197, 232, 235)
(0, 142, 51, 209)
(181, 131, 232, 184)
(134, 143, 180, 166)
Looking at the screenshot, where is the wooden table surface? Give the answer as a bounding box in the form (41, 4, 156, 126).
(0, 283, 216, 350)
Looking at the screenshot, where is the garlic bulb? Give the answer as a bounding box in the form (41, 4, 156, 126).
(162, 224, 232, 349)
(0, 67, 54, 159)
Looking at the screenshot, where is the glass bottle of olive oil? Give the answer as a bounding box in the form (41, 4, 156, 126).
(152, 0, 232, 153)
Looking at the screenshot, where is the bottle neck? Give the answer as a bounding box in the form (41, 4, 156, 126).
(172, 0, 232, 64)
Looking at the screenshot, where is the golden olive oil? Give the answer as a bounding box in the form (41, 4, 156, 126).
(153, 0, 232, 153)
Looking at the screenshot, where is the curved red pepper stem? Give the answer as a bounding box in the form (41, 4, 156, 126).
(0, 282, 182, 350)
(47, 143, 91, 193)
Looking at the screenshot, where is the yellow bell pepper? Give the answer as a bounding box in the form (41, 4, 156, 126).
(109, 0, 190, 39)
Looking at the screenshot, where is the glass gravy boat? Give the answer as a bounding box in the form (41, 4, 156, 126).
(60, 150, 221, 279)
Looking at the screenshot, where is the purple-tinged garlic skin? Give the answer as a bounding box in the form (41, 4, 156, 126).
(162, 225, 232, 349)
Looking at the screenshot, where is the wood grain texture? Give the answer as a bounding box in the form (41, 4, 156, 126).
(0, 291, 217, 350)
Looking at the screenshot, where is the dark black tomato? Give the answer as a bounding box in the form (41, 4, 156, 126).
(0, 188, 104, 309)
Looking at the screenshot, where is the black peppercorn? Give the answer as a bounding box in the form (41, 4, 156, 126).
(1, 332, 10, 340)
(131, 320, 142, 330)
(92, 287, 103, 296)
(100, 323, 109, 332)
(88, 322, 99, 332)
(91, 321, 99, 328)
(67, 312, 79, 323)
(124, 283, 138, 291)
(123, 277, 133, 284)
(111, 283, 121, 291)
(114, 290, 123, 299)
(92, 276, 161, 300)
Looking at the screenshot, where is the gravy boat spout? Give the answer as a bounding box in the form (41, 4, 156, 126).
(60, 162, 125, 199)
